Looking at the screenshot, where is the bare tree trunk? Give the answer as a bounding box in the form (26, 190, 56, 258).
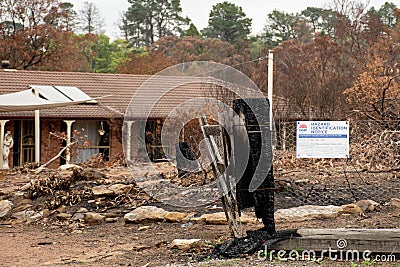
(35, 140, 78, 174)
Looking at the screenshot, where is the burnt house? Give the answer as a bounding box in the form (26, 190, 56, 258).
(0, 69, 235, 168)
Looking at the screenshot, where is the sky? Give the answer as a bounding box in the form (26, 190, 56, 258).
(67, 0, 392, 40)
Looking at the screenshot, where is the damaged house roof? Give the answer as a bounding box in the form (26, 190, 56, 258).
(0, 70, 251, 119)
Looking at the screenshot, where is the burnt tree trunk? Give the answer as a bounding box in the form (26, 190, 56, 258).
(233, 98, 275, 235)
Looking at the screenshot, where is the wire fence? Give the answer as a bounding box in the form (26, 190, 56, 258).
(273, 120, 400, 210)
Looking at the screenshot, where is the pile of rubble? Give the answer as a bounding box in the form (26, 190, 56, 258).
(0, 164, 259, 231)
(0, 165, 152, 227)
(2, 162, 400, 236)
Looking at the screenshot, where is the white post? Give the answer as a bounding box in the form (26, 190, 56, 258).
(33, 88, 40, 164)
(64, 120, 75, 164)
(0, 120, 9, 169)
(267, 50, 274, 127)
(125, 121, 133, 162)
(282, 123, 286, 151)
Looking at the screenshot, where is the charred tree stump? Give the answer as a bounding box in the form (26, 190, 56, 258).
(207, 98, 294, 259)
(233, 98, 275, 235)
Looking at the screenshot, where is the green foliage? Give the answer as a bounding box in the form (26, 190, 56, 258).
(201, 1, 252, 43)
(248, 37, 268, 59)
(262, 9, 313, 47)
(361, 258, 375, 266)
(184, 23, 200, 37)
(108, 39, 142, 72)
(301, 7, 338, 36)
(94, 34, 112, 72)
(76, 34, 134, 73)
(122, 0, 189, 48)
(202, 255, 211, 262)
(373, 2, 398, 28)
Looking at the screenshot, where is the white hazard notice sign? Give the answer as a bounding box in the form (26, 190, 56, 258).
(296, 121, 349, 158)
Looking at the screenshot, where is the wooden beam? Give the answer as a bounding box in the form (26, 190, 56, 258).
(270, 229, 400, 254)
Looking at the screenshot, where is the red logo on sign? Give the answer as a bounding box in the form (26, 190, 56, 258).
(299, 124, 307, 129)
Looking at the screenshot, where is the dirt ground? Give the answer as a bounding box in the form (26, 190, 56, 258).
(2, 208, 400, 267)
(1, 163, 400, 267)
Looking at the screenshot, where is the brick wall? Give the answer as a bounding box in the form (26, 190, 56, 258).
(41, 119, 125, 166)
(109, 119, 124, 159)
(40, 120, 63, 168)
(3, 118, 125, 169)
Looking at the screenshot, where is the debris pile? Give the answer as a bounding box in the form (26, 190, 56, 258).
(0, 163, 260, 230)
(27, 169, 83, 209)
(0, 165, 153, 226)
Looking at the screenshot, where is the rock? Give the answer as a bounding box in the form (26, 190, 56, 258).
(181, 222, 194, 228)
(338, 204, 364, 215)
(59, 170, 74, 178)
(59, 164, 83, 171)
(105, 218, 118, 223)
(12, 210, 34, 220)
(77, 207, 88, 213)
(56, 213, 72, 221)
(57, 205, 68, 213)
(138, 226, 151, 231)
(390, 198, 400, 209)
(239, 213, 258, 224)
(355, 199, 379, 212)
(71, 213, 85, 221)
(108, 184, 131, 194)
(30, 211, 44, 222)
(91, 185, 113, 196)
(199, 213, 227, 225)
(84, 212, 105, 225)
(0, 200, 13, 218)
(12, 204, 32, 213)
(275, 205, 340, 222)
(164, 212, 188, 223)
(124, 206, 167, 224)
(170, 239, 201, 250)
(190, 212, 257, 225)
(11, 210, 43, 222)
(102, 213, 118, 222)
